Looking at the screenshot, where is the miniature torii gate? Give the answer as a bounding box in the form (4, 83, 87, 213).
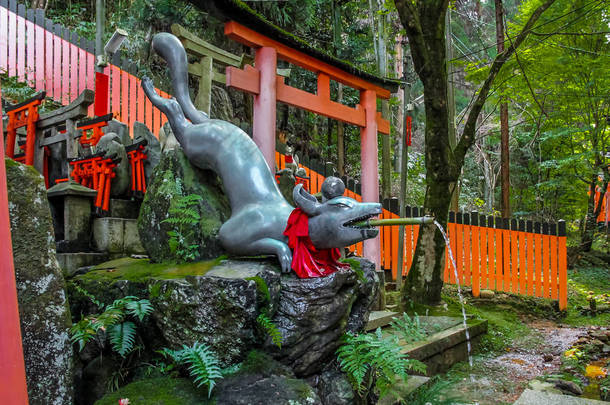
(223, 21, 392, 267)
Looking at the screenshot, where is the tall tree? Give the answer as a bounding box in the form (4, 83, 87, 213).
(495, 0, 511, 218)
(394, 0, 557, 304)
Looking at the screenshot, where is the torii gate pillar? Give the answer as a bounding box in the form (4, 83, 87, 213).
(253, 47, 277, 173)
(360, 89, 381, 268)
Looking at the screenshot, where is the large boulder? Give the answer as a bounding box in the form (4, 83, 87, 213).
(267, 258, 379, 376)
(137, 147, 231, 262)
(6, 159, 73, 405)
(68, 256, 378, 378)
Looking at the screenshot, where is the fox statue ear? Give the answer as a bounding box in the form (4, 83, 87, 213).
(293, 184, 321, 216)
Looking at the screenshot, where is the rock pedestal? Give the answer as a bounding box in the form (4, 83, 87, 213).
(6, 159, 73, 405)
(137, 147, 231, 262)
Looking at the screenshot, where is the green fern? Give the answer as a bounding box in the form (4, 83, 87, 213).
(257, 313, 283, 349)
(390, 312, 428, 344)
(69, 294, 152, 358)
(336, 328, 426, 399)
(161, 193, 202, 262)
(108, 321, 137, 357)
(160, 342, 223, 398)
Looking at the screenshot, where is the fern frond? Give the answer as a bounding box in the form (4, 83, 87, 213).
(126, 299, 153, 321)
(108, 321, 137, 357)
(182, 342, 223, 398)
(257, 313, 283, 348)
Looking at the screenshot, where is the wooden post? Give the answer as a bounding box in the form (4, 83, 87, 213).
(0, 82, 30, 405)
(360, 89, 380, 268)
(195, 56, 213, 115)
(558, 220, 567, 310)
(253, 46, 277, 173)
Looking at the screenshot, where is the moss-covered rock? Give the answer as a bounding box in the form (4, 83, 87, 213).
(6, 158, 73, 405)
(137, 147, 231, 262)
(93, 377, 213, 405)
(68, 257, 280, 366)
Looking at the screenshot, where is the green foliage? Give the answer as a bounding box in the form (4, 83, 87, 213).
(336, 328, 426, 400)
(339, 257, 366, 283)
(159, 342, 223, 398)
(402, 378, 461, 405)
(245, 276, 271, 306)
(389, 312, 427, 344)
(69, 291, 152, 358)
(257, 313, 283, 349)
(162, 193, 202, 262)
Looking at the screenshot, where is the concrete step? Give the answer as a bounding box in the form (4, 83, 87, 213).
(57, 252, 108, 276)
(514, 389, 607, 405)
(93, 217, 145, 255)
(109, 199, 141, 219)
(366, 310, 399, 331)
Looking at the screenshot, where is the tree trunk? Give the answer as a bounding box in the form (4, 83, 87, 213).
(495, 0, 511, 218)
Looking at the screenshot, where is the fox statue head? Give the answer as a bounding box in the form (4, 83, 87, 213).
(292, 178, 382, 249)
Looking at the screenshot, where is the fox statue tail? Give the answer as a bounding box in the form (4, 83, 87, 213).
(151, 33, 208, 124)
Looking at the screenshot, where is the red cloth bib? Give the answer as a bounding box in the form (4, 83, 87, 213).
(283, 208, 350, 278)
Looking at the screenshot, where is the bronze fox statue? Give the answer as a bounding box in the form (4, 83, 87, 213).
(142, 32, 381, 272)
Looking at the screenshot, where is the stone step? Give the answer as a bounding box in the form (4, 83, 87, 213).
(109, 199, 141, 219)
(366, 310, 399, 331)
(93, 217, 145, 255)
(57, 252, 108, 276)
(514, 389, 607, 405)
(378, 375, 430, 405)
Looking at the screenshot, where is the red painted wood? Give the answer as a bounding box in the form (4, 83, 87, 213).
(129, 74, 137, 136)
(69, 43, 78, 102)
(502, 228, 510, 292)
(25, 18, 34, 84)
(0, 7, 7, 72)
(86, 51, 94, 117)
(542, 233, 550, 299)
(225, 21, 391, 98)
(111, 66, 120, 119)
(16, 14, 24, 81)
(7, 6, 16, 77)
(53, 34, 61, 102)
(145, 98, 153, 132)
(61, 38, 69, 105)
(137, 79, 145, 124)
(35, 22, 44, 92)
(463, 223, 471, 286)
(94, 72, 109, 116)
(121, 70, 129, 124)
(45, 26, 53, 98)
(550, 235, 558, 300)
(78, 47, 86, 95)
(526, 233, 534, 296)
(0, 82, 31, 405)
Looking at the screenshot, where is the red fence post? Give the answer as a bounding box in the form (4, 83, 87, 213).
(0, 82, 30, 405)
(253, 46, 277, 173)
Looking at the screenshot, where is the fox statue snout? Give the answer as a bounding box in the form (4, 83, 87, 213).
(293, 184, 382, 249)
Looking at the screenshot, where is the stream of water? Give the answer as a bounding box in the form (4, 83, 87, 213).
(433, 220, 473, 368)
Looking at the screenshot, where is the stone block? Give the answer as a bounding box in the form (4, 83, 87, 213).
(64, 195, 92, 241)
(366, 310, 399, 331)
(123, 219, 146, 254)
(93, 217, 124, 253)
(109, 199, 141, 219)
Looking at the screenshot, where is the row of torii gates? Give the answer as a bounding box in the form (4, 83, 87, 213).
(0, 17, 396, 403)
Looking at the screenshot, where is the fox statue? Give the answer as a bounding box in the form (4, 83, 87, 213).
(142, 32, 381, 274)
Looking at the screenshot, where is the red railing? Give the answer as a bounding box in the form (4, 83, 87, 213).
(0, 0, 170, 137)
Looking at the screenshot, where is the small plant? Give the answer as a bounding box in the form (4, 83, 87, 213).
(390, 312, 428, 344)
(160, 342, 223, 398)
(70, 292, 153, 357)
(339, 257, 367, 283)
(246, 276, 284, 349)
(257, 313, 283, 348)
(162, 193, 202, 262)
(336, 328, 426, 403)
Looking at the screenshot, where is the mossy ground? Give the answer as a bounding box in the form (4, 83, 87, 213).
(93, 377, 214, 405)
(76, 256, 226, 283)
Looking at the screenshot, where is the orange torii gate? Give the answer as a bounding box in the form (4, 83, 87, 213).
(223, 21, 394, 267)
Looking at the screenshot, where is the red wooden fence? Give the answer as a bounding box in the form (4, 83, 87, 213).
(0, 0, 169, 137)
(277, 151, 568, 310)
